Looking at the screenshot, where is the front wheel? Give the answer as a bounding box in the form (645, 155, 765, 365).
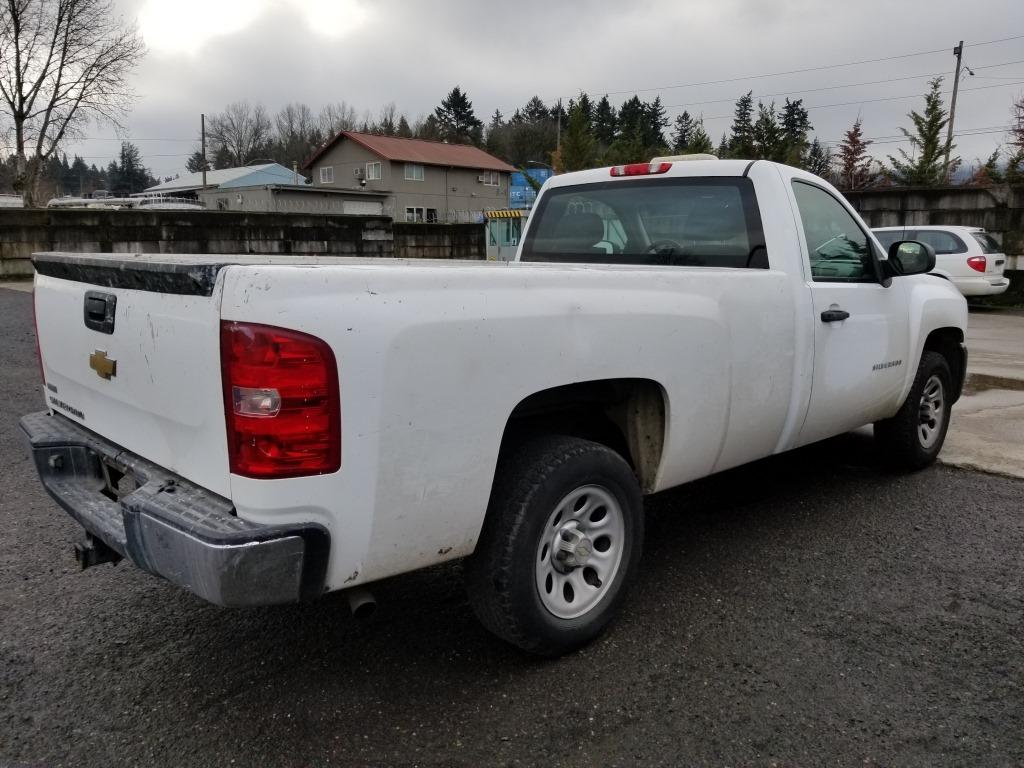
(874, 351, 953, 471)
(465, 436, 643, 657)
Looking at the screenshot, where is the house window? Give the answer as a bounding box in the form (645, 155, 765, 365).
(481, 170, 499, 186)
(405, 163, 424, 182)
(405, 206, 425, 222)
(366, 162, 381, 181)
(319, 166, 334, 184)
(426, 208, 438, 223)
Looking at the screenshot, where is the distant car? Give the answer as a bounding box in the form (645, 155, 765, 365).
(872, 226, 1010, 297)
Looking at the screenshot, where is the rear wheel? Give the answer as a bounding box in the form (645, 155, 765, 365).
(466, 436, 643, 657)
(874, 351, 952, 470)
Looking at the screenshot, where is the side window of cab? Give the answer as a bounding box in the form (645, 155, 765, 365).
(791, 181, 877, 283)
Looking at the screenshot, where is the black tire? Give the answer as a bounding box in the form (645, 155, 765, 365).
(465, 435, 643, 657)
(874, 351, 953, 471)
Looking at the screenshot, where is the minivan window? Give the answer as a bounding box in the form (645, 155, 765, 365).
(872, 230, 905, 252)
(972, 232, 1002, 254)
(912, 230, 967, 255)
(520, 177, 768, 268)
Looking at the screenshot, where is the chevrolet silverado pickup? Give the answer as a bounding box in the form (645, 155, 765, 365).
(22, 158, 968, 656)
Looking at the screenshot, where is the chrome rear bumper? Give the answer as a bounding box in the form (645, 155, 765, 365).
(20, 411, 329, 606)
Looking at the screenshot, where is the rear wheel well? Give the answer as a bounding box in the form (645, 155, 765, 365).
(499, 379, 666, 493)
(923, 327, 965, 401)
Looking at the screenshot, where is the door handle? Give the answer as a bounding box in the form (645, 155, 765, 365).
(820, 308, 850, 323)
(83, 291, 116, 334)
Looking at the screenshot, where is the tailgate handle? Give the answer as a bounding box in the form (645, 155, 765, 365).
(83, 291, 116, 334)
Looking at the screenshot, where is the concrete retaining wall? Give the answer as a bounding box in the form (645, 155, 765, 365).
(393, 223, 485, 260)
(0, 210, 485, 277)
(843, 185, 1024, 271)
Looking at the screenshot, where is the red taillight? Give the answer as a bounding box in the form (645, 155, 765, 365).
(967, 255, 987, 273)
(609, 162, 672, 177)
(220, 321, 340, 479)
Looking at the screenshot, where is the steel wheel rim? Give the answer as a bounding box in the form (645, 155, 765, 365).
(535, 484, 626, 620)
(918, 374, 945, 449)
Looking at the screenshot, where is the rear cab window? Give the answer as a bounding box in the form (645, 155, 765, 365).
(520, 177, 768, 269)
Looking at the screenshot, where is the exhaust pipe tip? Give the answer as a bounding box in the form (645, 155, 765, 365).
(346, 587, 376, 619)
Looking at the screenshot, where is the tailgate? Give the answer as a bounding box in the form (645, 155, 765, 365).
(32, 253, 231, 498)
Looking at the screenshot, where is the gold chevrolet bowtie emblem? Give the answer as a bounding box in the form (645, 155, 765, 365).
(89, 349, 117, 380)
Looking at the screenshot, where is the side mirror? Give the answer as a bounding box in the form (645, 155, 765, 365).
(885, 240, 936, 276)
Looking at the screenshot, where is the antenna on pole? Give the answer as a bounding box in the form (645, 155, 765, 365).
(944, 40, 964, 183)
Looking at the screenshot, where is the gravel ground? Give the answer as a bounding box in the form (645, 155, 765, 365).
(1, 287, 1022, 767)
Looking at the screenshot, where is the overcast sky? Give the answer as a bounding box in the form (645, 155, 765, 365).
(66, 0, 1024, 178)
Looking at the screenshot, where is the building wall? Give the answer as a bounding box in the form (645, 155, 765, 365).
(197, 187, 385, 216)
(311, 138, 510, 222)
(0, 209, 484, 277)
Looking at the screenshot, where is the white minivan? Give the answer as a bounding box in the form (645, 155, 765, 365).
(872, 225, 1010, 297)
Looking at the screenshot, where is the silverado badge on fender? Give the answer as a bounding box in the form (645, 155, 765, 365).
(89, 350, 117, 380)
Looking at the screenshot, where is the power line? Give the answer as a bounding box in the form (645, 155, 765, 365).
(823, 124, 1010, 143)
(581, 33, 1024, 98)
(821, 126, 1011, 148)
(690, 79, 1024, 122)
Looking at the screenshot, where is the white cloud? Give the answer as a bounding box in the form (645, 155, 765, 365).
(137, 0, 271, 55)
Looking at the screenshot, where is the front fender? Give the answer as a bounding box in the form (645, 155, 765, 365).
(897, 276, 968, 406)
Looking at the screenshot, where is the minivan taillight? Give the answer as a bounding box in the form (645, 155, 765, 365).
(220, 321, 340, 479)
(967, 256, 987, 273)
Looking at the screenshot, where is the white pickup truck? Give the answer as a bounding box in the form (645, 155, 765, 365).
(23, 158, 967, 656)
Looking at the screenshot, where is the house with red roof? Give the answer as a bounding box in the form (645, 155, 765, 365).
(303, 131, 516, 224)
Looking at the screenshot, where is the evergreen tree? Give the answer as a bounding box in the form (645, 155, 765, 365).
(752, 101, 783, 161)
(557, 102, 598, 172)
(672, 111, 695, 152)
(968, 149, 1004, 185)
(887, 77, 958, 186)
(576, 93, 594, 126)
(416, 114, 442, 141)
(643, 96, 669, 149)
(485, 109, 508, 158)
(616, 96, 645, 139)
(603, 131, 647, 166)
(836, 118, 873, 189)
(549, 100, 567, 124)
(105, 160, 119, 193)
(211, 145, 234, 170)
(728, 91, 755, 158)
(433, 86, 484, 145)
(186, 150, 209, 174)
(803, 138, 832, 178)
(593, 95, 617, 146)
(396, 116, 413, 138)
(112, 142, 152, 194)
(689, 116, 714, 154)
(69, 155, 90, 195)
(717, 132, 729, 158)
(522, 96, 550, 123)
(778, 98, 812, 165)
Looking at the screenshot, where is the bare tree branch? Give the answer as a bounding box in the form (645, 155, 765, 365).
(0, 0, 144, 205)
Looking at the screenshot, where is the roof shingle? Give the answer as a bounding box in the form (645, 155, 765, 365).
(303, 131, 516, 173)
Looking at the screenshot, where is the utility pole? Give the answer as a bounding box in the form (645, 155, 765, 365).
(201, 113, 208, 187)
(944, 40, 963, 183)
